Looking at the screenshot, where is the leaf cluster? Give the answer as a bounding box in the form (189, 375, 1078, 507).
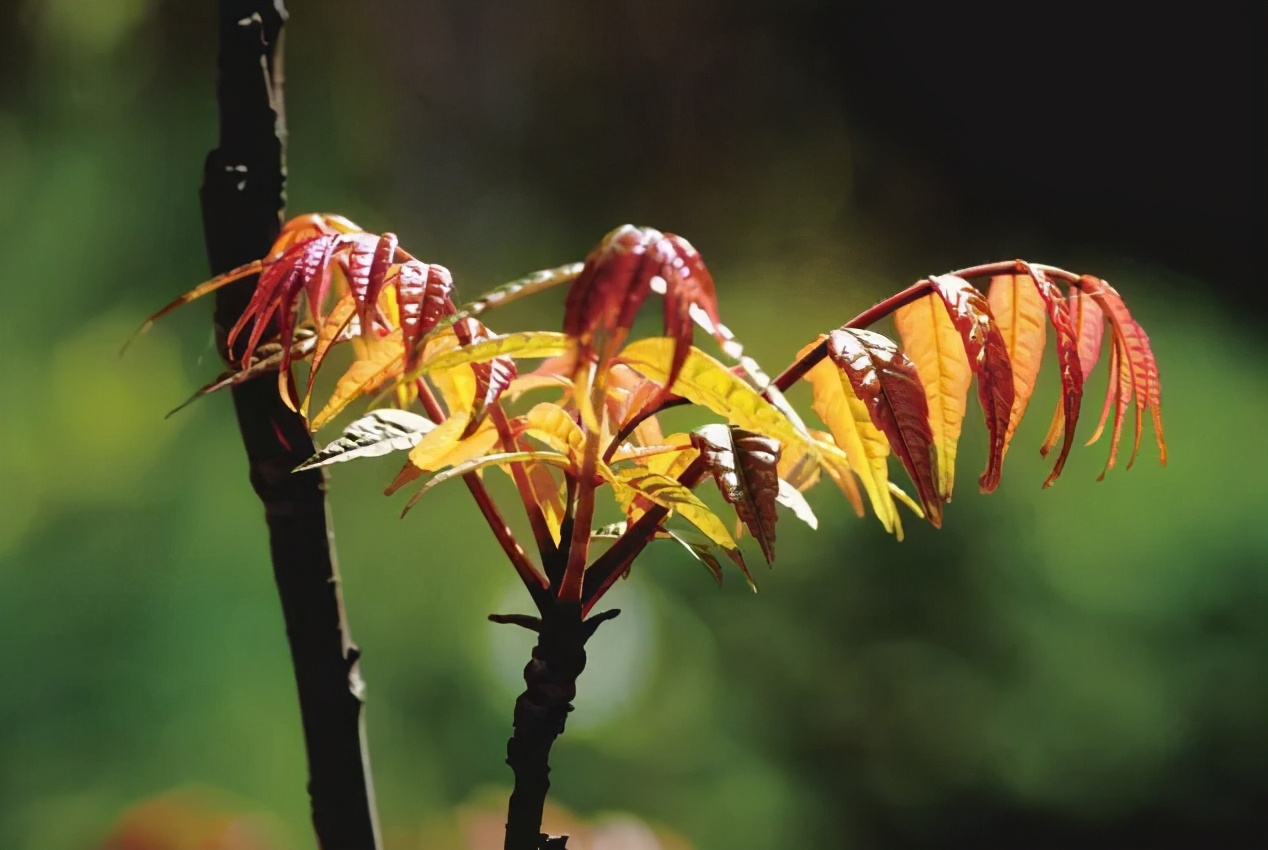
(131, 217, 1166, 615)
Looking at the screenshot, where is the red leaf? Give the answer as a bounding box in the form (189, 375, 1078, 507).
(661, 234, 726, 391)
(826, 328, 942, 526)
(452, 317, 519, 430)
(226, 233, 338, 365)
(1070, 288, 1106, 379)
(563, 225, 729, 394)
(926, 275, 1015, 493)
(691, 424, 782, 564)
(363, 232, 399, 331)
(563, 225, 659, 353)
(297, 233, 343, 324)
(395, 261, 456, 370)
(1078, 276, 1166, 474)
(1014, 262, 1084, 487)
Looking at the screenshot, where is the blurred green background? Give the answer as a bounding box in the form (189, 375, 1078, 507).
(0, 1, 1264, 849)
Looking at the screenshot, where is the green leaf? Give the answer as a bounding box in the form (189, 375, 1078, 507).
(297, 409, 437, 471)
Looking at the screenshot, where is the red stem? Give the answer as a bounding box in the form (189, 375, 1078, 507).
(771, 278, 935, 391)
(414, 381, 550, 607)
(580, 456, 708, 614)
(558, 428, 599, 602)
(490, 405, 557, 562)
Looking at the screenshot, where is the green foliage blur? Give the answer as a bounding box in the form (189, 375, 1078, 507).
(0, 2, 1263, 849)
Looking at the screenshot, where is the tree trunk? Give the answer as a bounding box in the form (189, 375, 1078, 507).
(200, 2, 381, 848)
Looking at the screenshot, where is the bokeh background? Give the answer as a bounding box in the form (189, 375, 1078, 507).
(1, 1, 1264, 848)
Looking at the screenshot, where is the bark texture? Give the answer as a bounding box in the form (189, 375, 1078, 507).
(503, 603, 586, 850)
(201, 2, 380, 848)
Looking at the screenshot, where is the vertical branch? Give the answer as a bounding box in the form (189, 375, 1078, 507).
(500, 602, 617, 850)
(200, 2, 381, 848)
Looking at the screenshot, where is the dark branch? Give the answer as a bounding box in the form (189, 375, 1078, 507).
(201, 2, 380, 848)
(504, 601, 615, 850)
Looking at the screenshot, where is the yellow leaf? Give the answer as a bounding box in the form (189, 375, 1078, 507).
(805, 429, 865, 518)
(987, 274, 1047, 460)
(311, 329, 404, 431)
(386, 412, 500, 494)
(894, 293, 971, 501)
(617, 338, 818, 464)
(523, 460, 566, 545)
(636, 432, 697, 479)
(421, 329, 478, 416)
(521, 402, 585, 460)
(299, 293, 358, 419)
(408, 331, 573, 379)
(612, 468, 739, 553)
(799, 341, 898, 534)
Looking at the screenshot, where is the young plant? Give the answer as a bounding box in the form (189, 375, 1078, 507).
(133, 215, 1165, 849)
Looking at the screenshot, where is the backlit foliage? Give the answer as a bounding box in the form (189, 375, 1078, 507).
(132, 215, 1167, 613)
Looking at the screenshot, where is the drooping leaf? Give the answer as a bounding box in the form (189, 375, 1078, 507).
(611, 467, 740, 555)
(1078, 276, 1166, 473)
(164, 330, 317, 418)
(564, 226, 730, 397)
(800, 340, 899, 534)
(893, 290, 971, 500)
(663, 527, 729, 586)
(658, 233, 727, 394)
(920, 275, 1015, 494)
(595, 522, 736, 588)
(1039, 285, 1107, 465)
(362, 232, 399, 331)
(804, 428, 865, 518)
(401, 450, 572, 515)
(523, 459, 566, 545)
(296, 409, 437, 471)
(564, 226, 659, 353)
(298, 292, 359, 417)
(311, 329, 406, 430)
(1071, 288, 1106, 379)
(775, 479, 818, 530)
(987, 274, 1047, 469)
(1012, 262, 1085, 487)
(826, 328, 942, 526)
(691, 424, 782, 564)
(395, 261, 456, 371)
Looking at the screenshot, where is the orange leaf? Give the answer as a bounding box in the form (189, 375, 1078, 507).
(986, 273, 1047, 469)
(893, 289, 971, 501)
(1079, 276, 1166, 473)
(311, 329, 405, 430)
(1014, 263, 1084, 488)
(801, 340, 899, 533)
(922, 275, 1014, 493)
(298, 293, 358, 417)
(826, 328, 942, 527)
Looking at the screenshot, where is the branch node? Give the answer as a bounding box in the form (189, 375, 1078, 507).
(489, 613, 543, 633)
(581, 608, 621, 642)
